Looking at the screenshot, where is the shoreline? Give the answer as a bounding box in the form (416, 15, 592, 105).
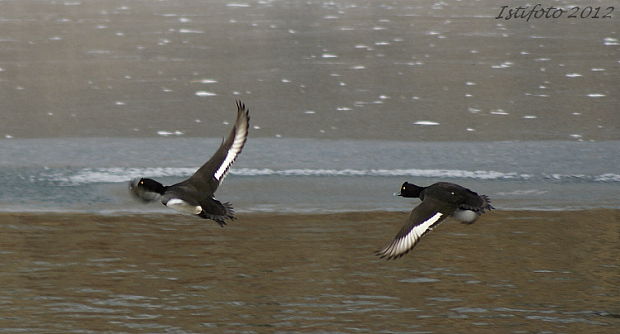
(1, 208, 616, 220)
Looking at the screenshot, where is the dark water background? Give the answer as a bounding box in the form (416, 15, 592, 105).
(0, 0, 617, 141)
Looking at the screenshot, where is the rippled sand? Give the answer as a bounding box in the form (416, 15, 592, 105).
(1, 210, 618, 332)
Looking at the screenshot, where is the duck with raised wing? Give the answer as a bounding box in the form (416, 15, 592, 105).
(376, 182, 494, 259)
(129, 101, 250, 226)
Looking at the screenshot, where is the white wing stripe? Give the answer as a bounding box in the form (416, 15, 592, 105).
(213, 119, 248, 181)
(382, 212, 443, 257)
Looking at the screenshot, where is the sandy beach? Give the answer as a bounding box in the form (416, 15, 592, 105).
(1, 209, 618, 333)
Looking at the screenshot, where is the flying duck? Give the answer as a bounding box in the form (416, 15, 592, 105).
(129, 101, 250, 226)
(376, 182, 494, 259)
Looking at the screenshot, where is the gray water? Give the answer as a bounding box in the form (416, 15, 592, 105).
(0, 0, 618, 141)
(0, 137, 618, 213)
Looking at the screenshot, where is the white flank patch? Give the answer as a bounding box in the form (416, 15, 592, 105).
(166, 199, 202, 215)
(214, 113, 249, 181)
(452, 209, 478, 223)
(382, 212, 443, 258)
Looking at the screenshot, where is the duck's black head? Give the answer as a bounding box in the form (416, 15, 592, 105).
(398, 182, 424, 198)
(129, 178, 166, 202)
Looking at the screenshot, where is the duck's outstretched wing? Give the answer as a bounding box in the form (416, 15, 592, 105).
(376, 198, 454, 260)
(186, 101, 250, 192)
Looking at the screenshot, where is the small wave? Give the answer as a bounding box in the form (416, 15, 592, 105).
(35, 167, 618, 185)
(41, 168, 196, 185)
(41, 167, 528, 185)
(233, 168, 529, 179)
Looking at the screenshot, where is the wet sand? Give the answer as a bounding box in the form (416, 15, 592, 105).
(1, 210, 618, 333)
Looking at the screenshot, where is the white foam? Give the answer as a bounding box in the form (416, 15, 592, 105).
(525, 93, 549, 97)
(195, 91, 217, 97)
(586, 93, 606, 98)
(497, 189, 548, 196)
(565, 73, 582, 78)
(490, 110, 509, 115)
(491, 61, 513, 69)
(157, 130, 184, 137)
(227, 3, 250, 7)
(194, 79, 217, 84)
(595, 173, 620, 182)
(603, 37, 618, 46)
(413, 121, 440, 126)
(321, 54, 338, 58)
(40, 167, 620, 185)
(179, 29, 204, 34)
